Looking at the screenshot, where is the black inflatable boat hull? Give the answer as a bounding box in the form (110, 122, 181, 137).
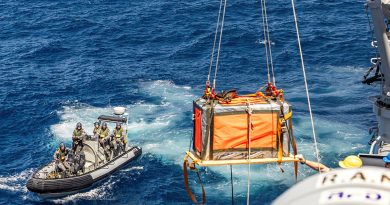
(27, 146, 142, 195)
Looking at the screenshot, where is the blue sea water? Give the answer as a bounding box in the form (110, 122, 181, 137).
(0, 0, 378, 204)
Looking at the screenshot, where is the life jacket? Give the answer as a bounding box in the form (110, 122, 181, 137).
(73, 128, 84, 137)
(114, 127, 123, 138)
(56, 148, 68, 162)
(99, 128, 110, 138)
(93, 127, 101, 135)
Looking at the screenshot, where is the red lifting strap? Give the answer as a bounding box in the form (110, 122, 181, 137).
(183, 159, 206, 205)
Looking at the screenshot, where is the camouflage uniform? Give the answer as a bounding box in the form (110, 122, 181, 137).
(72, 128, 85, 152)
(53, 147, 71, 172)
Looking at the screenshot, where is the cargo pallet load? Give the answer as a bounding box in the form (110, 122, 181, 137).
(187, 90, 297, 166)
(182, 0, 320, 204)
(183, 84, 301, 204)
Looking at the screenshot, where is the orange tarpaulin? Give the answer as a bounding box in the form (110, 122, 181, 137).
(194, 107, 202, 153)
(213, 113, 277, 150)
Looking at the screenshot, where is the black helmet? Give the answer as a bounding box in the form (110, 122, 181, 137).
(116, 122, 121, 128)
(94, 121, 100, 126)
(76, 122, 82, 129)
(59, 142, 65, 151)
(102, 122, 107, 129)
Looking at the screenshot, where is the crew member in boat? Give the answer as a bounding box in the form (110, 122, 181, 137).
(72, 122, 86, 152)
(298, 155, 362, 172)
(92, 121, 101, 138)
(99, 122, 111, 159)
(53, 142, 71, 173)
(111, 122, 126, 156)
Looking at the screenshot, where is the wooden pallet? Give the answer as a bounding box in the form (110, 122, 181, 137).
(186, 151, 298, 166)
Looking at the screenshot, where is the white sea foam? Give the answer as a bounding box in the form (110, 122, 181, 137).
(121, 166, 144, 172)
(51, 177, 115, 203)
(0, 169, 33, 193)
(44, 79, 369, 200)
(50, 80, 194, 156)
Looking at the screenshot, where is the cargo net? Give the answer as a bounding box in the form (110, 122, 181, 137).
(190, 86, 295, 164)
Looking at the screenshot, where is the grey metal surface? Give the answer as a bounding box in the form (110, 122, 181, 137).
(368, 0, 390, 98)
(368, 0, 390, 144)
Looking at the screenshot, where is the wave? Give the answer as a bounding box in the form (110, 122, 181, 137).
(44, 80, 370, 201)
(0, 79, 369, 203)
(0, 169, 33, 194)
(0, 80, 360, 203)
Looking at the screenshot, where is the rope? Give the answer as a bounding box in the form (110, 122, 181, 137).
(230, 165, 234, 205)
(212, 0, 228, 90)
(207, 0, 224, 83)
(287, 119, 299, 181)
(246, 103, 253, 205)
(247, 146, 251, 205)
(263, 0, 276, 85)
(260, 0, 271, 83)
(291, 0, 321, 172)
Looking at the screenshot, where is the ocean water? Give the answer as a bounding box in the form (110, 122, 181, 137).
(0, 0, 377, 204)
